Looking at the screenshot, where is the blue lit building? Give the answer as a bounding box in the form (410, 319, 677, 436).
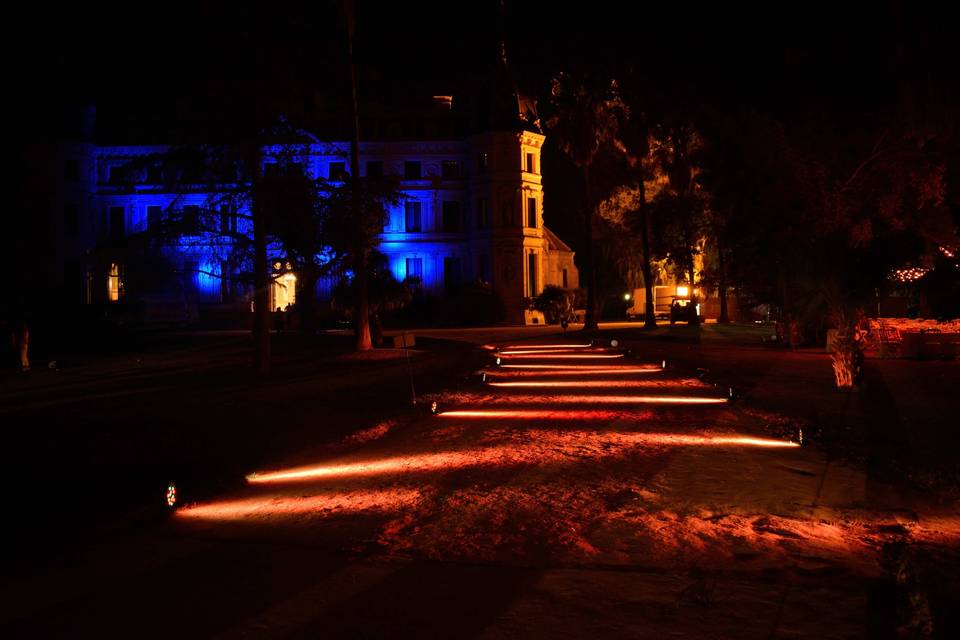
(53, 97, 579, 325)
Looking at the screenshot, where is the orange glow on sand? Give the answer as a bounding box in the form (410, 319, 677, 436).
(178, 487, 422, 520)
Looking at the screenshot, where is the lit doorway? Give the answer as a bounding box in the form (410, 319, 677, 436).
(271, 272, 297, 311)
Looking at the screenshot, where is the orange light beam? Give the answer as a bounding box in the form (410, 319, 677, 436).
(454, 395, 727, 405)
(483, 367, 663, 377)
(500, 364, 659, 371)
(499, 353, 625, 359)
(245, 432, 799, 484)
(489, 380, 693, 388)
(502, 343, 593, 349)
(498, 349, 617, 355)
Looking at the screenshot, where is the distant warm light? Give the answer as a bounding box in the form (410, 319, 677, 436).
(890, 267, 929, 283)
(676, 285, 689, 297)
(623, 292, 631, 301)
(166, 482, 177, 508)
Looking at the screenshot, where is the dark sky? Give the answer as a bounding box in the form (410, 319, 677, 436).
(9, 0, 955, 141)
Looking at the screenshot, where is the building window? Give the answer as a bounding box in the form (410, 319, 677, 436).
(476, 198, 488, 229)
(107, 262, 124, 301)
(562, 267, 568, 288)
(404, 201, 422, 232)
(182, 204, 201, 234)
(220, 259, 231, 302)
(442, 201, 461, 232)
(527, 197, 538, 228)
(406, 257, 423, 284)
(109, 206, 125, 239)
(146, 165, 163, 184)
(441, 160, 459, 179)
(183, 260, 199, 292)
(329, 162, 346, 180)
(108, 165, 126, 184)
(525, 152, 536, 174)
(366, 160, 383, 177)
(443, 256, 462, 296)
(527, 253, 537, 297)
(404, 161, 422, 180)
(147, 205, 163, 230)
(478, 254, 489, 283)
(64, 204, 79, 237)
(219, 204, 235, 233)
(477, 153, 489, 174)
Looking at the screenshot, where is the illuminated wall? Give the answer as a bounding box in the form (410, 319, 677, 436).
(70, 133, 578, 323)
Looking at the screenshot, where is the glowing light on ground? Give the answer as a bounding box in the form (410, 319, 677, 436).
(499, 353, 625, 359)
(489, 380, 700, 388)
(458, 395, 727, 405)
(245, 430, 800, 485)
(499, 364, 659, 371)
(498, 349, 618, 355)
(502, 344, 592, 349)
(178, 488, 422, 521)
(484, 367, 663, 378)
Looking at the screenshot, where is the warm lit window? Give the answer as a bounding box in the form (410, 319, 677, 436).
(107, 263, 123, 301)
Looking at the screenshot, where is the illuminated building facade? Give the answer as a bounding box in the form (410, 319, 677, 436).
(57, 128, 578, 325)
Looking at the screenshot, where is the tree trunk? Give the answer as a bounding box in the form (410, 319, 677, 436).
(298, 266, 319, 333)
(347, 6, 372, 351)
(638, 177, 656, 329)
(688, 258, 700, 327)
(583, 162, 598, 331)
(717, 237, 729, 323)
(250, 150, 271, 376)
(830, 309, 864, 390)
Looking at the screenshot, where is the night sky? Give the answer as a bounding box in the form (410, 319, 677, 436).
(11, 0, 955, 141)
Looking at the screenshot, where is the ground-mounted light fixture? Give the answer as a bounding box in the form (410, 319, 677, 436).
(431, 401, 438, 414)
(495, 356, 501, 366)
(481, 372, 487, 383)
(610, 339, 619, 348)
(662, 359, 667, 369)
(166, 482, 178, 508)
